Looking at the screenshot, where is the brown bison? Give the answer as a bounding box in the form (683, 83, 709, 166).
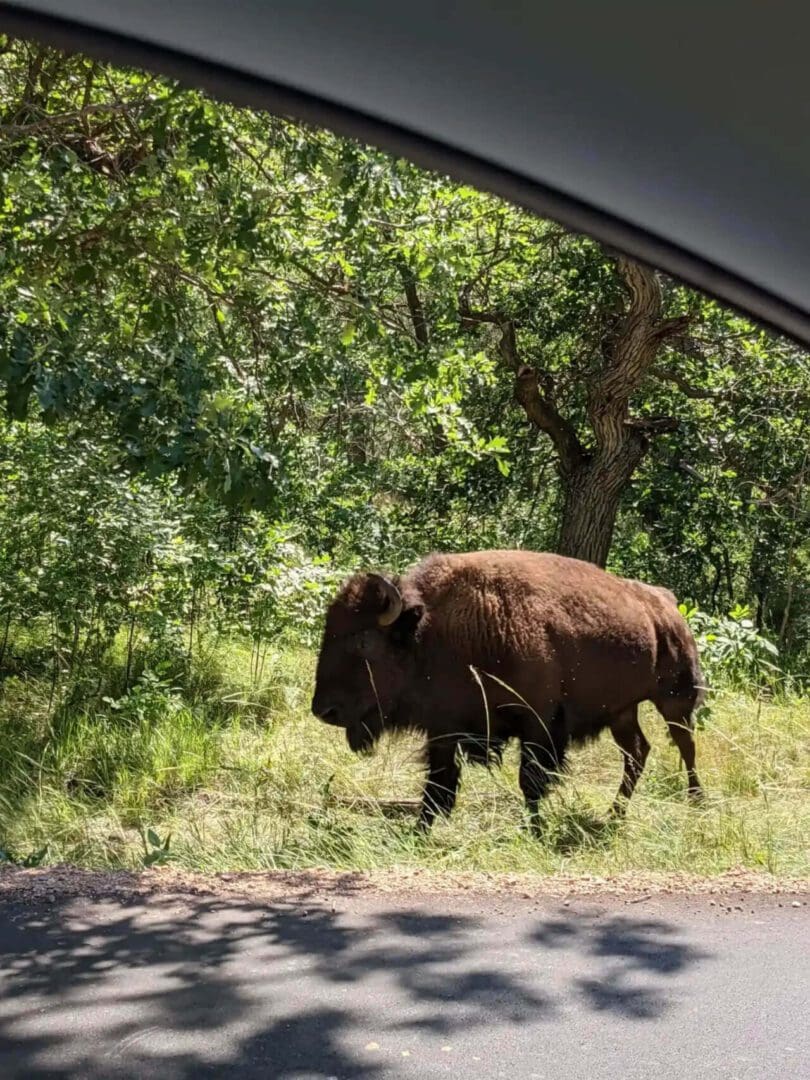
(311, 550, 705, 831)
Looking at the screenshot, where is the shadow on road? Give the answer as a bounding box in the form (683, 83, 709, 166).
(531, 914, 702, 1018)
(0, 883, 710, 1078)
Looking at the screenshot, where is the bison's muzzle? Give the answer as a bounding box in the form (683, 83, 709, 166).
(312, 694, 384, 754)
(311, 697, 342, 726)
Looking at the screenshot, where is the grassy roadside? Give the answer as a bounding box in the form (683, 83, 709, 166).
(1, 641, 808, 879)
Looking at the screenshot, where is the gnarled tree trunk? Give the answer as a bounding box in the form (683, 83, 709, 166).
(557, 457, 637, 567)
(462, 257, 685, 567)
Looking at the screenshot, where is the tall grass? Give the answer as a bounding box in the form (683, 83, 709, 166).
(1, 639, 808, 878)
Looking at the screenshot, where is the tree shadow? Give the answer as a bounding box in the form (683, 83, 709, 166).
(0, 884, 711, 1078)
(530, 912, 710, 1019)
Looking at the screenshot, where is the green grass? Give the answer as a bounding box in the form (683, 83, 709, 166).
(1, 640, 808, 879)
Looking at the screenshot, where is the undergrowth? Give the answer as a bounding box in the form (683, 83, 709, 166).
(1, 638, 808, 879)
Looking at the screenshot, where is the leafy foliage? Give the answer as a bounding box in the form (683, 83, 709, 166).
(681, 604, 781, 691)
(140, 827, 173, 868)
(0, 34, 809, 718)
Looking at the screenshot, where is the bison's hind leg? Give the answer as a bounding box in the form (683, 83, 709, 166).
(609, 706, 650, 817)
(655, 695, 704, 801)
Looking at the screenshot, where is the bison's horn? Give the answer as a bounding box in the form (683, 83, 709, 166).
(369, 573, 403, 627)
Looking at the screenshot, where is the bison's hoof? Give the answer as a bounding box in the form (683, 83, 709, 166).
(524, 811, 544, 839)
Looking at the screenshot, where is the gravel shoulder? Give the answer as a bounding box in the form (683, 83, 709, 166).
(1, 863, 808, 914)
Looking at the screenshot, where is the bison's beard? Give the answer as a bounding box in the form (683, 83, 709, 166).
(345, 709, 385, 754)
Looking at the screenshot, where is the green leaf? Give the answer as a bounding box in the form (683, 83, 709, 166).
(74, 263, 95, 285)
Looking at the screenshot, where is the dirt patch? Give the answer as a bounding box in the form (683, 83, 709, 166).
(1, 863, 808, 911)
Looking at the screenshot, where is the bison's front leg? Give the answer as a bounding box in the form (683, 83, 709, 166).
(418, 738, 461, 830)
(519, 707, 569, 837)
(519, 741, 559, 837)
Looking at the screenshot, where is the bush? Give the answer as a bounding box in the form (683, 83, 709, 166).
(258, 541, 347, 647)
(680, 603, 780, 692)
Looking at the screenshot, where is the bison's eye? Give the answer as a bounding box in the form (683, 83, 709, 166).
(349, 630, 374, 655)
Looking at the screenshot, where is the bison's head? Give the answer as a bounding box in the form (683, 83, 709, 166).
(311, 572, 424, 753)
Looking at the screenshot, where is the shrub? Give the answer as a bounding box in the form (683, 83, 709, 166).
(680, 603, 780, 692)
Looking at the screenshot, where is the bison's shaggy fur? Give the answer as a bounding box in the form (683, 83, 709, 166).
(312, 550, 705, 831)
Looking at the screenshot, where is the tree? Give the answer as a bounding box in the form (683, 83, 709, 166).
(459, 259, 689, 565)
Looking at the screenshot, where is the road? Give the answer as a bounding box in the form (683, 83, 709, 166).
(0, 876, 807, 1079)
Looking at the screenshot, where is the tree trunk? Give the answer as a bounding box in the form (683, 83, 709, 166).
(557, 459, 628, 567)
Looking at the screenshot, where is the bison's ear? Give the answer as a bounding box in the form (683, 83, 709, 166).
(367, 573, 423, 641)
(368, 573, 403, 626)
(389, 603, 424, 645)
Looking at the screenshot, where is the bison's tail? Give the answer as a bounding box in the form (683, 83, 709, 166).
(692, 658, 708, 713)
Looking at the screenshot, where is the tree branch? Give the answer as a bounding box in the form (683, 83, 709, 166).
(0, 101, 147, 137)
(588, 258, 688, 458)
(623, 415, 679, 435)
(654, 314, 691, 340)
(459, 290, 584, 473)
(654, 366, 719, 399)
(514, 364, 586, 473)
(376, 217, 430, 349)
(396, 257, 430, 349)
(673, 459, 708, 483)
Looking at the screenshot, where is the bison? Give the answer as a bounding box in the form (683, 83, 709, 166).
(311, 550, 705, 832)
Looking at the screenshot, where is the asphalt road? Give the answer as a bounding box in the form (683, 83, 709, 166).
(0, 882, 807, 1079)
